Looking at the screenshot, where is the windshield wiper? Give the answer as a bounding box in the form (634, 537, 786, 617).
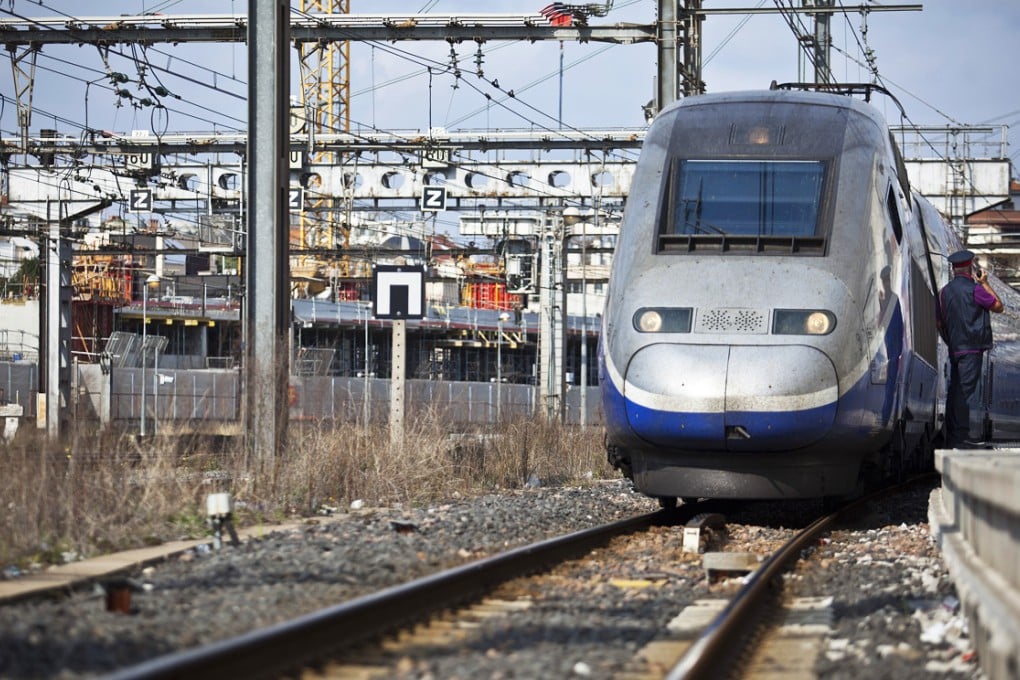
(680, 179, 729, 236)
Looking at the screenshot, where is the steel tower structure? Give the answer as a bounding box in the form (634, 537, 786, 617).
(296, 0, 351, 285)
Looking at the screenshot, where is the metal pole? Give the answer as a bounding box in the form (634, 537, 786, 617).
(47, 210, 59, 437)
(247, 0, 290, 464)
(658, 0, 679, 111)
(364, 304, 370, 428)
(539, 216, 564, 420)
(140, 283, 148, 438)
(558, 41, 564, 129)
(580, 215, 588, 427)
(389, 319, 406, 445)
(153, 342, 159, 436)
(497, 315, 503, 420)
(812, 0, 834, 84)
(42, 201, 68, 439)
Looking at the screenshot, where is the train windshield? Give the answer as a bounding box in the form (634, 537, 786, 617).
(672, 160, 825, 239)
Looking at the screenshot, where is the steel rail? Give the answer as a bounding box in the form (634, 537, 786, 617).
(103, 508, 677, 680)
(666, 475, 938, 679)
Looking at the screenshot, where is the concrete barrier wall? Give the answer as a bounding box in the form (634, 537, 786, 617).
(930, 450, 1020, 680)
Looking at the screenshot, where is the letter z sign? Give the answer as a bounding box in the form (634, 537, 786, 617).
(421, 186, 447, 213)
(129, 189, 153, 213)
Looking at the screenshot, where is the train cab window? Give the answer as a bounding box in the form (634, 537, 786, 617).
(660, 159, 827, 254)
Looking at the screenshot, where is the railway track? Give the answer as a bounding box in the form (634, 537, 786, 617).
(99, 481, 930, 679)
(104, 507, 677, 680)
(1, 477, 967, 679)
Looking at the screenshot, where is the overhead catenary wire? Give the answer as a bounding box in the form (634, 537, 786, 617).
(0, 0, 247, 137)
(6, 0, 1017, 152)
(0, 5, 247, 136)
(763, 0, 1017, 175)
(346, 39, 644, 168)
(1, 0, 247, 91)
(2, 2, 1011, 235)
(815, 3, 1015, 238)
(9, 1, 638, 162)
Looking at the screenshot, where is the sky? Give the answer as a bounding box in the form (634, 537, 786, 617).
(0, 1, 1017, 173)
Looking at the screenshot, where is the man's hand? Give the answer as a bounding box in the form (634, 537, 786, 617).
(977, 269, 1006, 313)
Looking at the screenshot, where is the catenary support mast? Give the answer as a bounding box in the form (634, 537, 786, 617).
(247, 0, 291, 466)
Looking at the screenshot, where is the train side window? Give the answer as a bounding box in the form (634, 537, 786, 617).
(888, 131, 911, 197)
(886, 186, 903, 243)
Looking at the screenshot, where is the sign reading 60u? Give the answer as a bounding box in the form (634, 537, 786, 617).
(109, 151, 154, 171)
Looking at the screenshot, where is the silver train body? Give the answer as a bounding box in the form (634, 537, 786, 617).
(599, 89, 1020, 501)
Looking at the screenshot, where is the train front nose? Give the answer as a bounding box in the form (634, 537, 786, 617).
(624, 344, 838, 450)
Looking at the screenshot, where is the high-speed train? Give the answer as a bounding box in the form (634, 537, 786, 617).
(598, 85, 1020, 504)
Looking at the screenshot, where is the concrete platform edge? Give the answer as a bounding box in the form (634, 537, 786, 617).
(0, 519, 312, 604)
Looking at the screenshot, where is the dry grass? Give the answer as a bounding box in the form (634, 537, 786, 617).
(0, 413, 614, 569)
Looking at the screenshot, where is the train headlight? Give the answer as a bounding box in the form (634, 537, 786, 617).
(805, 311, 832, 334)
(772, 309, 836, 335)
(633, 308, 693, 333)
(637, 309, 663, 332)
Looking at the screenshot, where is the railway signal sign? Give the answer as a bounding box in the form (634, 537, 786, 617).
(372, 265, 425, 320)
(288, 187, 304, 212)
(421, 146, 451, 168)
(129, 188, 153, 213)
(113, 151, 154, 172)
(421, 186, 447, 212)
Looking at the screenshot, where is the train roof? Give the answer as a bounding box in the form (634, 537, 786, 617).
(658, 88, 889, 129)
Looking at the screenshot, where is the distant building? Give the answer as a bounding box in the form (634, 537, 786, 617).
(967, 179, 1020, 290)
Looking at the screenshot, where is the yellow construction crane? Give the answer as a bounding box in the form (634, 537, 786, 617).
(296, 0, 352, 294)
(298, 1, 350, 139)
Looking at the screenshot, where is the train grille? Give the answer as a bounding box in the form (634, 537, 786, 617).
(696, 308, 768, 334)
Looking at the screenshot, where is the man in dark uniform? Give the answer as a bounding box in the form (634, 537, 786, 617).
(937, 249, 1004, 447)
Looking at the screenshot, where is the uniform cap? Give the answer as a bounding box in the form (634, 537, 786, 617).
(948, 250, 974, 266)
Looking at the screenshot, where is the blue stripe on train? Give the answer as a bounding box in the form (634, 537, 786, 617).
(601, 371, 839, 451)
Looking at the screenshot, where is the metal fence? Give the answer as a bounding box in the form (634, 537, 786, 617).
(145, 374, 601, 427)
(2, 362, 604, 433)
(289, 377, 586, 425)
(109, 368, 241, 424)
(0, 329, 38, 363)
(0, 361, 36, 419)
